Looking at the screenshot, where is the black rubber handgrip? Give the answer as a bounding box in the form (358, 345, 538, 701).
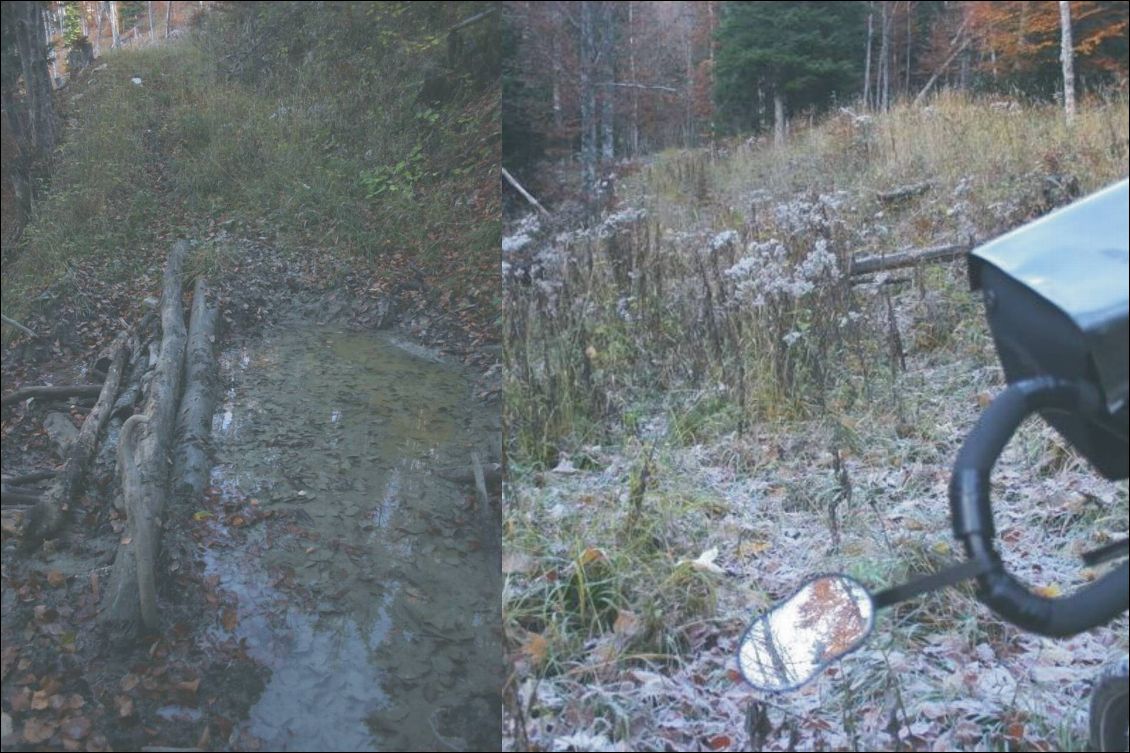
(950, 377, 1129, 637)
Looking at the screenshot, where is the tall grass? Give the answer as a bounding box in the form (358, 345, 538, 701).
(504, 93, 1130, 464)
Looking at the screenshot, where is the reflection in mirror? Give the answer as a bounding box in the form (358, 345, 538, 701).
(738, 575, 874, 692)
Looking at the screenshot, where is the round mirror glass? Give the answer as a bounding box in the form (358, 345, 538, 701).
(738, 574, 874, 692)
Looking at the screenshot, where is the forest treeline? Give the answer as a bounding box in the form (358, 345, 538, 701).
(503, 0, 1129, 195)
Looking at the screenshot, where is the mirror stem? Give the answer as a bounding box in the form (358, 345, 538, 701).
(872, 559, 990, 610)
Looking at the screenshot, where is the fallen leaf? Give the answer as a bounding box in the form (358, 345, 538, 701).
(577, 547, 606, 567)
(23, 717, 57, 744)
(221, 607, 239, 631)
(707, 734, 732, 750)
(1034, 583, 1062, 598)
(613, 608, 639, 633)
(120, 673, 140, 692)
(115, 695, 134, 718)
(522, 633, 549, 666)
(47, 570, 67, 588)
(680, 547, 724, 574)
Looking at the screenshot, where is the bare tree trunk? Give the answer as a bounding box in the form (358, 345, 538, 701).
(905, 0, 913, 96)
(629, 1, 638, 156)
(12, 1, 58, 152)
(94, 2, 105, 55)
(1059, 1, 1076, 124)
(100, 242, 189, 637)
(579, 1, 597, 202)
(863, 2, 874, 109)
(165, 0, 173, 38)
(44, 8, 59, 84)
(878, 1, 892, 110)
(683, 7, 694, 148)
(25, 333, 129, 544)
(148, 1, 155, 43)
(599, 3, 615, 161)
(551, 4, 563, 132)
(773, 90, 785, 147)
(108, 1, 120, 48)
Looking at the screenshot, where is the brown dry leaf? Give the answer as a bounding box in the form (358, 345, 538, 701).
(613, 610, 639, 637)
(31, 690, 52, 710)
(23, 717, 57, 744)
(65, 694, 85, 710)
(120, 673, 140, 692)
(522, 633, 549, 666)
(577, 547, 606, 567)
(221, 607, 239, 631)
(115, 695, 134, 718)
(1034, 583, 1062, 598)
(46, 570, 67, 588)
(176, 678, 201, 698)
(738, 539, 770, 558)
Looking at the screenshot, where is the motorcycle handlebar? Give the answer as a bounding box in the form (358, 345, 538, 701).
(950, 377, 1130, 637)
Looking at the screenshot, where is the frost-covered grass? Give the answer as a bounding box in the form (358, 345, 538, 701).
(503, 94, 1129, 750)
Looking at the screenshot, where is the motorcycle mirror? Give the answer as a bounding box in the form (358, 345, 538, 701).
(738, 574, 874, 692)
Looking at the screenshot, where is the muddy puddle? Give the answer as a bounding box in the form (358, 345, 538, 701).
(199, 325, 500, 751)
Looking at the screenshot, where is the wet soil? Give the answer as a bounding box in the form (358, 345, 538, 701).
(197, 325, 501, 751)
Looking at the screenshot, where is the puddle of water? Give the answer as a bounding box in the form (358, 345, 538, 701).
(204, 326, 500, 752)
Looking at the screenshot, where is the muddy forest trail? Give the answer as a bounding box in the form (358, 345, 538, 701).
(1, 4, 502, 751)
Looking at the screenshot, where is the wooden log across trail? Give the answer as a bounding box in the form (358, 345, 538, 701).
(24, 331, 129, 544)
(848, 241, 970, 276)
(2, 486, 42, 506)
(2, 470, 57, 485)
(172, 277, 218, 505)
(2, 384, 103, 408)
(101, 241, 189, 635)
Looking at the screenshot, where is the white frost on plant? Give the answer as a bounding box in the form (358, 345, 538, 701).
(726, 238, 840, 308)
(502, 233, 532, 254)
(710, 229, 738, 252)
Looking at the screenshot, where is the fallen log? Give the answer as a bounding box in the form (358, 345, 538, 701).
(24, 332, 129, 544)
(101, 241, 189, 635)
(876, 181, 932, 204)
(2, 384, 103, 408)
(172, 277, 218, 505)
(849, 242, 970, 276)
(502, 167, 551, 218)
(2, 470, 57, 485)
(2, 486, 41, 506)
